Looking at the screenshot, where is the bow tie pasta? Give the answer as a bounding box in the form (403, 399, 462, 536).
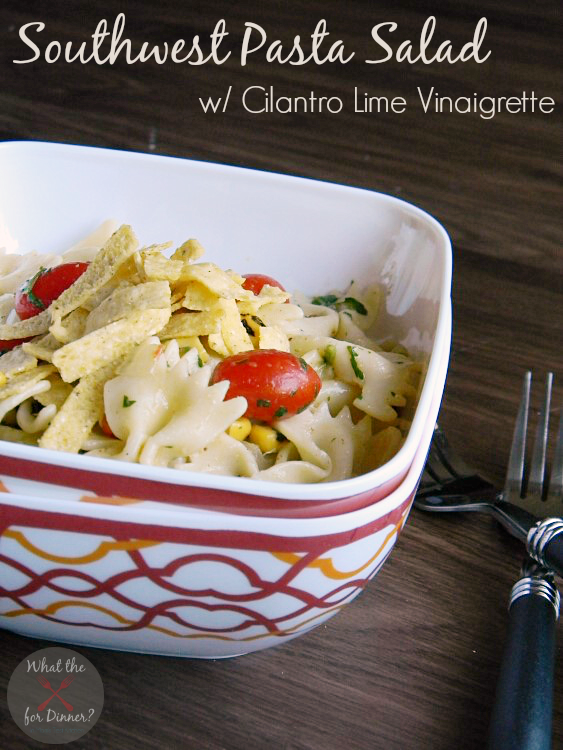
(0, 223, 421, 483)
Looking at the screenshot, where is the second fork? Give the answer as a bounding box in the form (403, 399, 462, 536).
(416, 372, 563, 576)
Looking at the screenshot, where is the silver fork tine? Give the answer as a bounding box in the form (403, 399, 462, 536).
(528, 373, 552, 499)
(503, 371, 531, 504)
(432, 425, 473, 478)
(547, 406, 563, 506)
(425, 442, 456, 484)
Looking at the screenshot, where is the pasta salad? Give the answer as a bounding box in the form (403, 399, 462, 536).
(0, 222, 421, 483)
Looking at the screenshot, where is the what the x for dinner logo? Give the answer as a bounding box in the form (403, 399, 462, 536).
(7, 646, 104, 744)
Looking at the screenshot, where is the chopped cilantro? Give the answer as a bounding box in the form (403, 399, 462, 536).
(274, 406, 288, 418)
(197, 355, 203, 367)
(347, 345, 364, 380)
(311, 294, 339, 309)
(311, 293, 367, 316)
(341, 297, 367, 315)
(122, 395, 136, 408)
(323, 344, 336, 366)
(257, 398, 271, 408)
(298, 357, 309, 372)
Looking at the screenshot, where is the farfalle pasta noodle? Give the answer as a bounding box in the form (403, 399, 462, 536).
(0, 223, 421, 483)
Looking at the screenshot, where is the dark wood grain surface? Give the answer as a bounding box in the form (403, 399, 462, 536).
(0, 1, 561, 748)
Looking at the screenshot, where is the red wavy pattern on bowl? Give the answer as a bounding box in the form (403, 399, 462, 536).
(0, 453, 408, 518)
(0, 495, 412, 641)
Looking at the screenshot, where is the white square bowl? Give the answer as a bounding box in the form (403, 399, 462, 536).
(0, 141, 451, 656)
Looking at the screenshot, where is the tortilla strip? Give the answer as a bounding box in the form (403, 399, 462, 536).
(52, 308, 171, 382)
(137, 247, 181, 282)
(49, 224, 139, 321)
(0, 309, 51, 340)
(171, 238, 205, 263)
(49, 308, 89, 344)
(159, 307, 223, 339)
(0, 365, 55, 400)
(22, 333, 62, 363)
(35, 375, 73, 409)
(181, 280, 220, 311)
(39, 359, 123, 453)
(179, 263, 253, 300)
(84, 281, 171, 334)
(0, 347, 38, 378)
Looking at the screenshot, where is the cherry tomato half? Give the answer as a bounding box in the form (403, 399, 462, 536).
(99, 415, 116, 439)
(15, 262, 90, 320)
(0, 337, 32, 355)
(242, 274, 286, 296)
(211, 349, 321, 423)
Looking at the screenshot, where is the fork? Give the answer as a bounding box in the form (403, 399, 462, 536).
(415, 372, 561, 750)
(415, 372, 563, 577)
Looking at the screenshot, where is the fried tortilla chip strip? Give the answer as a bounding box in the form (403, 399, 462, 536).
(49, 308, 89, 344)
(0, 309, 51, 340)
(216, 298, 253, 354)
(84, 281, 171, 334)
(171, 238, 205, 263)
(159, 306, 224, 339)
(0, 347, 38, 378)
(39, 359, 123, 453)
(0, 365, 55, 400)
(22, 333, 62, 363)
(180, 280, 220, 311)
(258, 326, 290, 352)
(52, 308, 171, 382)
(35, 374, 73, 409)
(179, 263, 253, 300)
(137, 247, 181, 282)
(49, 224, 139, 321)
(236, 286, 290, 315)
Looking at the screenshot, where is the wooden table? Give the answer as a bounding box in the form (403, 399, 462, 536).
(1, 1, 561, 748)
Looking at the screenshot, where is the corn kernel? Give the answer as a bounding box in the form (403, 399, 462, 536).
(249, 423, 280, 453)
(228, 417, 252, 441)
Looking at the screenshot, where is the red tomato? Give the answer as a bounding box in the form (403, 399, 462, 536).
(242, 274, 286, 296)
(15, 262, 90, 320)
(99, 415, 115, 438)
(0, 337, 32, 355)
(211, 349, 321, 423)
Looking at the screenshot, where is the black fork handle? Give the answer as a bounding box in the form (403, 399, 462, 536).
(528, 519, 563, 579)
(543, 534, 563, 578)
(488, 573, 559, 750)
